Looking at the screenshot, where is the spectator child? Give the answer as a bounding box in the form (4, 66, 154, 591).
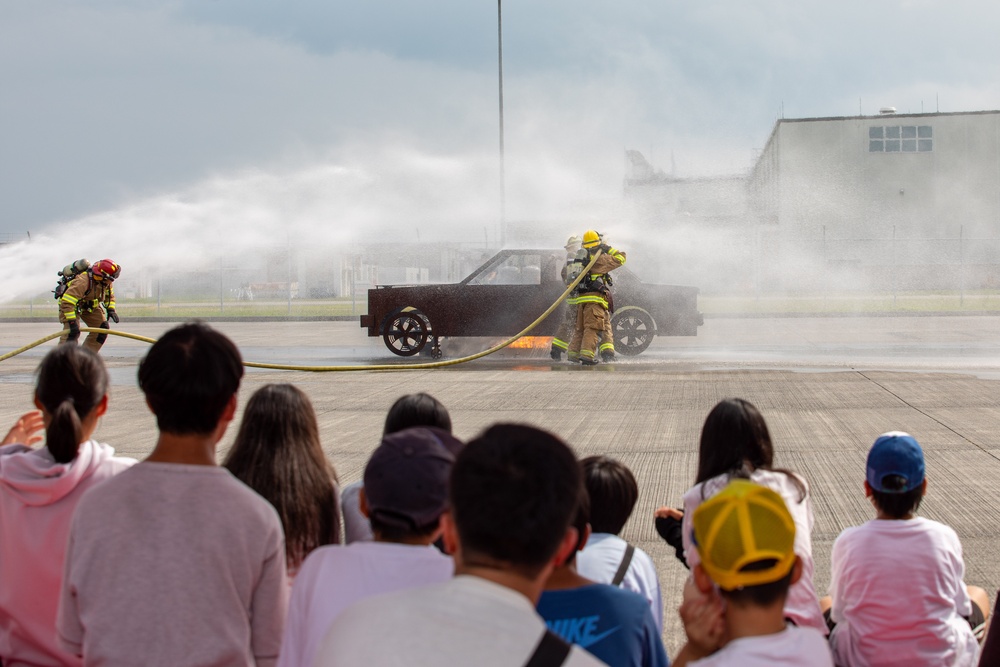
(0, 346, 135, 667)
(314, 424, 604, 666)
(277, 427, 458, 667)
(382, 391, 453, 434)
(658, 398, 824, 632)
(2, 411, 44, 446)
(577, 455, 664, 630)
(224, 383, 340, 576)
(341, 392, 452, 543)
(977, 593, 1000, 666)
(674, 479, 833, 666)
(538, 482, 670, 667)
(824, 432, 989, 667)
(57, 322, 288, 667)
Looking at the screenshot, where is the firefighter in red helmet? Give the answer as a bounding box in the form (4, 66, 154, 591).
(58, 259, 121, 353)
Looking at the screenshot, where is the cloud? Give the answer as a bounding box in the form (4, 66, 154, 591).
(1, 0, 998, 242)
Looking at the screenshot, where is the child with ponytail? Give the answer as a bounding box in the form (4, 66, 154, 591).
(0, 345, 135, 667)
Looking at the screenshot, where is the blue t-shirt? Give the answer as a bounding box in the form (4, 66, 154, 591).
(537, 584, 670, 667)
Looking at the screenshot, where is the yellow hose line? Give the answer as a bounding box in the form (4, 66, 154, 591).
(0, 329, 160, 363)
(0, 251, 602, 372)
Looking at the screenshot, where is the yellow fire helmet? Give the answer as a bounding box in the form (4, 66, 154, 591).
(582, 230, 601, 248)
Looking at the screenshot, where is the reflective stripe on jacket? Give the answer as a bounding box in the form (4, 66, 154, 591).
(59, 273, 114, 321)
(576, 292, 609, 309)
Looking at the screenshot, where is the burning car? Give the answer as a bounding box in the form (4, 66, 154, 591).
(359, 248, 703, 358)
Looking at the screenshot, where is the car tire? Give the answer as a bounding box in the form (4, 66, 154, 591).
(611, 308, 655, 356)
(383, 310, 431, 356)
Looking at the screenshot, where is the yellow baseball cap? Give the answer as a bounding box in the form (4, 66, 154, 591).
(691, 479, 796, 591)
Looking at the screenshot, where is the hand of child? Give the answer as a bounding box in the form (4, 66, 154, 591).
(679, 585, 726, 657)
(2, 411, 45, 446)
(655, 506, 684, 520)
(654, 506, 689, 568)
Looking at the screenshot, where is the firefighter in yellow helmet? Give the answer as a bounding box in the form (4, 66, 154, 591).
(58, 259, 121, 353)
(567, 231, 625, 365)
(549, 234, 584, 360)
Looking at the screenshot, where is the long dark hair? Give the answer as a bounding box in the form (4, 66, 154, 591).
(35, 345, 108, 464)
(695, 398, 805, 501)
(224, 384, 339, 570)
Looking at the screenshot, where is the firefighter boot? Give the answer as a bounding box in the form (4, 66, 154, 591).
(550, 347, 563, 361)
(601, 350, 615, 363)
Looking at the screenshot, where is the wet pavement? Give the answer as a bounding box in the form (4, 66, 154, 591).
(2, 315, 999, 654)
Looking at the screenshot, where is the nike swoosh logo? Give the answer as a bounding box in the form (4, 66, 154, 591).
(577, 625, 621, 648)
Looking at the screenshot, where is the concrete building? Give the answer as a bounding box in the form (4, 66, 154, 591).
(625, 110, 1000, 293)
(747, 109, 1000, 290)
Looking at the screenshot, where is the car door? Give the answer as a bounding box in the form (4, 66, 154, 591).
(448, 250, 560, 336)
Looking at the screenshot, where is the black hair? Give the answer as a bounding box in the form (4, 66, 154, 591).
(368, 514, 441, 543)
(450, 423, 582, 578)
(581, 455, 638, 535)
(696, 398, 806, 502)
(568, 481, 591, 559)
(870, 474, 924, 518)
(383, 393, 452, 435)
(718, 558, 794, 607)
(224, 384, 339, 571)
(35, 345, 108, 464)
(138, 322, 244, 435)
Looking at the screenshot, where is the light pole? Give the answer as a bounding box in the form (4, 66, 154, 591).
(497, 0, 506, 248)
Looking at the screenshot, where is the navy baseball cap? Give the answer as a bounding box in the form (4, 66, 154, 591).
(866, 432, 925, 493)
(364, 427, 462, 530)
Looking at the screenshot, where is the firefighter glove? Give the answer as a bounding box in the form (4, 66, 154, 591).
(67, 320, 81, 342)
(107, 309, 119, 324)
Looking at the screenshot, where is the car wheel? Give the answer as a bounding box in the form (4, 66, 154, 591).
(611, 308, 655, 356)
(383, 310, 431, 356)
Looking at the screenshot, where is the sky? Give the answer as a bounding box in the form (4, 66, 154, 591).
(0, 0, 998, 284)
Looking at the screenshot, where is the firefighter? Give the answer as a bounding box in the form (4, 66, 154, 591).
(567, 231, 625, 365)
(549, 234, 584, 360)
(59, 259, 121, 353)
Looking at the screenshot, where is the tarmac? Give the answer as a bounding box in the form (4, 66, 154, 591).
(2, 316, 1000, 655)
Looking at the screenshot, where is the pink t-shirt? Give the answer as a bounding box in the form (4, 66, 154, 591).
(829, 517, 980, 667)
(278, 541, 454, 667)
(0, 440, 135, 667)
(57, 462, 288, 667)
(682, 470, 825, 633)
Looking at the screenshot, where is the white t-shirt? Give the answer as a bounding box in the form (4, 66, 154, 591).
(690, 626, 833, 666)
(339, 480, 374, 544)
(57, 462, 288, 667)
(681, 470, 825, 632)
(314, 575, 605, 667)
(277, 541, 453, 667)
(829, 517, 980, 667)
(577, 533, 664, 630)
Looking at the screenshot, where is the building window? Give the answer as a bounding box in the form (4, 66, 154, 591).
(869, 125, 932, 152)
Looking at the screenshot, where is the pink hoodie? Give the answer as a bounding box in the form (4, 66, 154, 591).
(0, 440, 135, 667)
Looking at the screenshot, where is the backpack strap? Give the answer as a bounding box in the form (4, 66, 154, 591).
(611, 543, 635, 586)
(523, 629, 571, 667)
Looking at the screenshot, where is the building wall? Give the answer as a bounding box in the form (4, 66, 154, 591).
(748, 110, 1000, 290)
